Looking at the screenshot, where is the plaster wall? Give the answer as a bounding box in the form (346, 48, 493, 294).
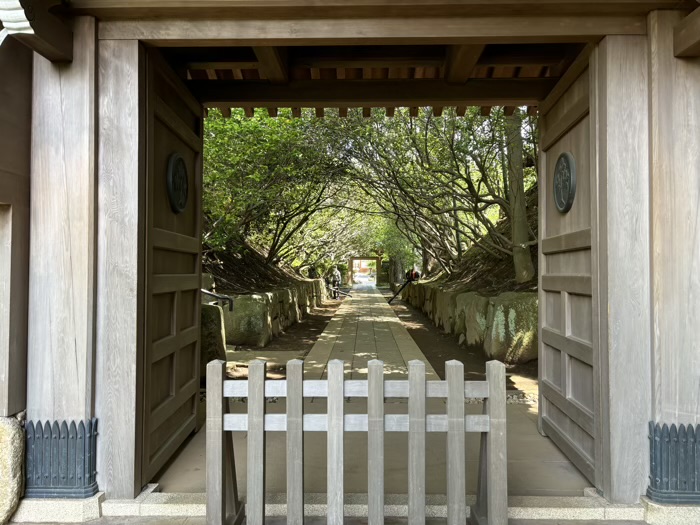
(0, 37, 32, 417)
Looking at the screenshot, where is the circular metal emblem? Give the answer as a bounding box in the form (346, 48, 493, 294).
(553, 152, 576, 213)
(166, 153, 189, 214)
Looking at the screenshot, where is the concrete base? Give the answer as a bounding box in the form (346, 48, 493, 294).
(10, 492, 104, 523)
(642, 496, 700, 525)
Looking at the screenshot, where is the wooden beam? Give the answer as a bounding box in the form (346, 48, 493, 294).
(409, 107, 418, 117)
(433, 106, 443, 116)
(292, 107, 301, 118)
(527, 105, 538, 116)
(187, 61, 259, 70)
(0, 0, 73, 62)
(221, 107, 231, 118)
(244, 107, 254, 117)
(455, 106, 467, 116)
(674, 7, 700, 57)
(98, 16, 647, 46)
(315, 107, 324, 118)
(503, 106, 516, 116)
(385, 107, 395, 117)
(253, 46, 288, 83)
(189, 78, 557, 108)
(338, 107, 348, 117)
(445, 45, 485, 83)
(478, 43, 575, 66)
(363, 107, 371, 118)
(480, 106, 492, 116)
(267, 107, 278, 117)
(70, 1, 697, 19)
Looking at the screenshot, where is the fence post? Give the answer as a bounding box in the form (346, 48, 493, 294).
(473, 360, 507, 525)
(368, 359, 385, 525)
(446, 360, 466, 525)
(286, 359, 304, 525)
(408, 360, 426, 525)
(327, 359, 345, 525)
(247, 360, 267, 525)
(207, 359, 226, 525)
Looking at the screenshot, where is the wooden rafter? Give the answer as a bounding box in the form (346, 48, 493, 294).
(480, 106, 492, 116)
(0, 0, 73, 61)
(189, 78, 557, 108)
(267, 107, 278, 117)
(445, 45, 485, 83)
(315, 107, 324, 118)
(252, 46, 289, 83)
(456, 106, 467, 116)
(674, 7, 700, 57)
(503, 106, 516, 116)
(290, 45, 444, 69)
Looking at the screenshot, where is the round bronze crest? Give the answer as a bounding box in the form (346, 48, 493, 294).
(166, 152, 189, 214)
(553, 152, 576, 213)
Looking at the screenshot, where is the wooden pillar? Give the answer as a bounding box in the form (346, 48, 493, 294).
(590, 35, 652, 503)
(95, 38, 146, 499)
(648, 11, 700, 426)
(0, 37, 32, 417)
(26, 17, 98, 422)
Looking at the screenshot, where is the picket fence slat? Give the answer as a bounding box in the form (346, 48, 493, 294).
(286, 360, 304, 525)
(327, 360, 344, 525)
(247, 361, 266, 525)
(446, 360, 466, 525)
(408, 360, 426, 525)
(368, 359, 384, 525)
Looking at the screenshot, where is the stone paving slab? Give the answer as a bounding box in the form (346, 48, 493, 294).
(303, 285, 438, 380)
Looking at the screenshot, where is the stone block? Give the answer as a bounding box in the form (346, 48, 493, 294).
(433, 289, 458, 333)
(455, 292, 490, 346)
(0, 416, 24, 524)
(483, 292, 538, 364)
(223, 294, 272, 347)
(200, 303, 227, 380)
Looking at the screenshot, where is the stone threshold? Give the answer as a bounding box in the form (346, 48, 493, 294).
(11, 485, 668, 523)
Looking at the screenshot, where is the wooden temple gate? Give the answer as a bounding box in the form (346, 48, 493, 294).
(1, 0, 699, 508)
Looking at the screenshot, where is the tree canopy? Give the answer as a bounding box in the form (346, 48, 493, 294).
(202, 106, 538, 283)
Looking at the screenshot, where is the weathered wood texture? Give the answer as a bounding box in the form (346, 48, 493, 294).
(141, 48, 203, 485)
(97, 16, 646, 46)
(538, 68, 597, 487)
(0, 36, 31, 417)
(69, 0, 698, 19)
(591, 35, 651, 503)
(208, 358, 507, 523)
(95, 39, 146, 499)
(649, 11, 700, 425)
(674, 7, 700, 57)
(26, 17, 97, 423)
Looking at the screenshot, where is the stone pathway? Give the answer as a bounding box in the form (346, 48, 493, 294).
(303, 285, 439, 380)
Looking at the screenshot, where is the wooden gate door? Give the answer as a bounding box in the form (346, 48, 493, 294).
(141, 51, 203, 484)
(538, 65, 598, 485)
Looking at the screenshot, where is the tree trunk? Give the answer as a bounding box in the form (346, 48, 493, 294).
(505, 110, 535, 283)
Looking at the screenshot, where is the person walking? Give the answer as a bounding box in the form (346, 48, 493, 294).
(331, 266, 342, 299)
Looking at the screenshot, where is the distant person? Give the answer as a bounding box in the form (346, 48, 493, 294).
(406, 268, 421, 282)
(332, 266, 342, 298)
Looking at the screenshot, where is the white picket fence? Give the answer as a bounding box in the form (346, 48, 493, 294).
(206, 358, 507, 525)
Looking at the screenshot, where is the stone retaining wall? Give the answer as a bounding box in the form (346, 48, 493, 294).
(398, 281, 537, 364)
(219, 279, 326, 348)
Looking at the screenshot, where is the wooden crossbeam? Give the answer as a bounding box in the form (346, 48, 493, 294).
(267, 107, 278, 117)
(221, 107, 232, 118)
(189, 78, 557, 108)
(480, 106, 492, 116)
(433, 106, 444, 116)
(503, 106, 516, 116)
(315, 107, 325, 118)
(0, 0, 73, 61)
(244, 107, 254, 117)
(456, 106, 467, 116)
(445, 45, 485, 83)
(409, 107, 419, 117)
(674, 7, 700, 57)
(386, 107, 395, 117)
(98, 16, 647, 46)
(253, 46, 289, 83)
(292, 107, 301, 118)
(363, 107, 372, 118)
(338, 107, 348, 117)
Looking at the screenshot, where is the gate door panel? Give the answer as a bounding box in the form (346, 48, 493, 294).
(142, 51, 203, 484)
(538, 69, 598, 485)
